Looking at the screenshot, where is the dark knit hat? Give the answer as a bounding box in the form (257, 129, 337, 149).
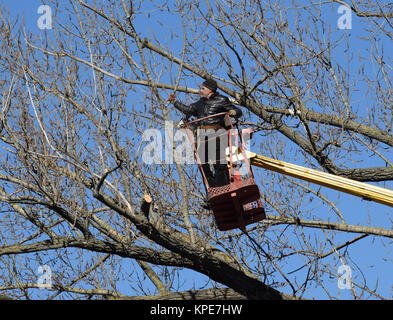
(202, 79, 217, 92)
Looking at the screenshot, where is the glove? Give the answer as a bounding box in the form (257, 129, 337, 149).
(176, 118, 186, 129)
(168, 93, 176, 103)
(228, 109, 237, 117)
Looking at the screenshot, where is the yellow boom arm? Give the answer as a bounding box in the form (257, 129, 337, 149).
(230, 150, 393, 208)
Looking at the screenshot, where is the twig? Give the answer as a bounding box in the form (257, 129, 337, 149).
(22, 68, 62, 158)
(242, 229, 297, 297)
(94, 160, 123, 195)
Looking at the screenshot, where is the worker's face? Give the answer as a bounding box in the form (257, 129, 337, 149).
(200, 86, 214, 99)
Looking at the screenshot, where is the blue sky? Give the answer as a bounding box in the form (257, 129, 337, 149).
(1, 0, 392, 300)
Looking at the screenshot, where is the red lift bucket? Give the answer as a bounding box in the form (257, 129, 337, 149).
(184, 113, 266, 231)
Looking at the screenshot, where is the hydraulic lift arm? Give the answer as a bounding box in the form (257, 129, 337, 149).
(247, 152, 393, 208)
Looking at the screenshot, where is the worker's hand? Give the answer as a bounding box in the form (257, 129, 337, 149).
(228, 109, 237, 117)
(168, 93, 176, 103)
(176, 119, 186, 129)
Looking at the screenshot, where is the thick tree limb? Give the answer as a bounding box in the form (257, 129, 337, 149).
(0, 238, 195, 268)
(121, 287, 246, 300)
(264, 215, 393, 239)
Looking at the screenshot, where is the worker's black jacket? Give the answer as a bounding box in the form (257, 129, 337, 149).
(173, 93, 242, 126)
